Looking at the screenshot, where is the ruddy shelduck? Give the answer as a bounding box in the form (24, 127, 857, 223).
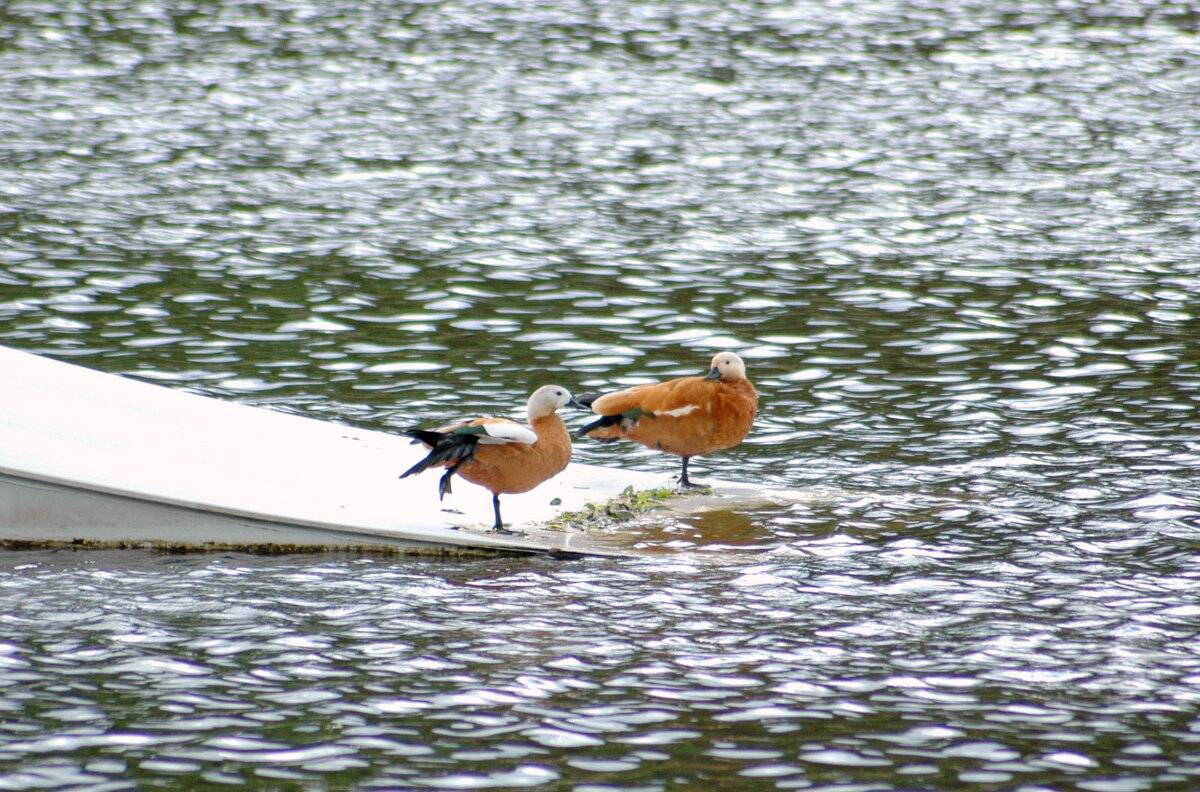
(577, 351, 758, 487)
(400, 385, 581, 533)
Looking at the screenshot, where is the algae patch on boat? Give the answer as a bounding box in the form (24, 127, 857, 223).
(543, 485, 702, 532)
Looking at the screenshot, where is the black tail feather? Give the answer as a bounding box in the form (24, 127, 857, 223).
(574, 392, 601, 408)
(404, 428, 444, 447)
(576, 414, 622, 439)
(400, 430, 479, 482)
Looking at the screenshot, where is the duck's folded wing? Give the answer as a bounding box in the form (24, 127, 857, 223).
(461, 418, 538, 445)
(592, 378, 709, 417)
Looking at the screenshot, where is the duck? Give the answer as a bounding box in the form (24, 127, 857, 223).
(577, 351, 757, 487)
(400, 385, 580, 533)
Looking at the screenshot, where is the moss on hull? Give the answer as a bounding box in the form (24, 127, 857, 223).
(544, 485, 695, 532)
(0, 486, 693, 556)
(0, 537, 540, 558)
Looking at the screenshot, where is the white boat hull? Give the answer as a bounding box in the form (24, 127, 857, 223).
(0, 346, 668, 556)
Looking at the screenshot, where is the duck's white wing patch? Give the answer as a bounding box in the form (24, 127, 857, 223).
(479, 422, 537, 445)
(659, 404, 699, 418)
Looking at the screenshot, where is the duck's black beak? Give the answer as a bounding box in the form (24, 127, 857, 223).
(703, 366, 721, 381)
(571, 393, 598, 410)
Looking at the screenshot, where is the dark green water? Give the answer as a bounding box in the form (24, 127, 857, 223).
(3, 0, 1200, 789)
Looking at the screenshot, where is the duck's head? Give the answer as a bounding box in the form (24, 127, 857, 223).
(703, 351, 748, 382)
(527, 384, 583, 419)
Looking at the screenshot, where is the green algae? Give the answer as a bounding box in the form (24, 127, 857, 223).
(543, 485, 699, 532)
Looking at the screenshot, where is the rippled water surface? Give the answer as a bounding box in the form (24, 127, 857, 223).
(3, 0, 1200, 789)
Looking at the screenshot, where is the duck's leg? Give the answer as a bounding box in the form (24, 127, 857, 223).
(436, 457, 468, 499)
(490, 493, 519, 535)
(677, 456, 706, 488)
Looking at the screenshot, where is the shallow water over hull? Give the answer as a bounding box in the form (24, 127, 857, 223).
(2, 0, 1200, 788)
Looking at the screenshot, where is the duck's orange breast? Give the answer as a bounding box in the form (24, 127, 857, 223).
(588, 377, 758, 458)
(459, 414, 573, 494)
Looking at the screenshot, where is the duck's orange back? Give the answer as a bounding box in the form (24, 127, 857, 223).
(588, 377, 757, 458)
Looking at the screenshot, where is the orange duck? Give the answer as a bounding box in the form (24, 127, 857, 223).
(578, 352, 758, 487)
(400, 385, 581, 533)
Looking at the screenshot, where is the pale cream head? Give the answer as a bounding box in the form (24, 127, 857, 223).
(526, 384, 577, 420)
(708, 352, 748, 382)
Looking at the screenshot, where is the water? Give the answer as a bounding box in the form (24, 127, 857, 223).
(2, 0, 1200, 788)
(4, 550, 1200, 790)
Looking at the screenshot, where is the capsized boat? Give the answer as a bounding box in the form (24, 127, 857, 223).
(0, 345, 684, 557)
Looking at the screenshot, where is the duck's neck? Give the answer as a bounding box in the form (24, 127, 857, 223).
(530, 412, 565, 435)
